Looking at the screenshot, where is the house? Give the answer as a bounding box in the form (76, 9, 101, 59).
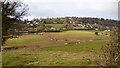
(78, 24, 83, 27)
(107, 30, 110, 31)
(82, 25, 86, 28)
(30, 24, 34, 26)
(70, 21, 75, 24)
(33, 21, 39, 25)
(90, 26, 93, 28)
(27, 22, 30, 24)
(51, 27, 56, 30)
(53, 22, 57, 24)
(95, 28, 98, 30)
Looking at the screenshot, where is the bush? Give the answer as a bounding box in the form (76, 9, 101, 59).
(102, 26, 120, 67)
(95, 32, 99, 35)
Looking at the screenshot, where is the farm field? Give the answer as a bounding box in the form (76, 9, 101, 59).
(2, 30, 109, 66)
(2, 0, 119, 67)
(45, 24, 64, 28)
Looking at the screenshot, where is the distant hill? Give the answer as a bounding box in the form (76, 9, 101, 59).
(30, 17, 117, 27)
(65, 17, 117, 27)
(23, 17, 118, 31)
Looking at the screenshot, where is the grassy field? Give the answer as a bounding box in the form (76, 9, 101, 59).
(2, 30, 109, 66)
(73, 27, 88, 29)
(43, 30, 108, 42)
(45, 24, 64, 28)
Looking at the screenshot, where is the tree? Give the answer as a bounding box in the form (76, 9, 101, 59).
(2, 0, 28, 45)
(102, 21, 120, 67)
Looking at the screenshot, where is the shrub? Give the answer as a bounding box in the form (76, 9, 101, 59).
(95, 32, 99, 35)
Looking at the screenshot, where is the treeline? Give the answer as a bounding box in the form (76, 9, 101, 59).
(27, 17, 117, 27)
(77, 17, 117, 26)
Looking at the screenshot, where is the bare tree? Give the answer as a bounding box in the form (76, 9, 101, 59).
(102, 21, 120, 67)
(1, 0, 28, 45)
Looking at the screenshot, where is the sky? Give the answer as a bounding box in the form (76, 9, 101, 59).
(23, 0, 119, 20)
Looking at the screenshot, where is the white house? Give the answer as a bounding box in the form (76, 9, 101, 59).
(27, 22, 30, 24)
(78, 24, 83, 26)
(53, 22, 57, 24)
(30, 24, 34, 26)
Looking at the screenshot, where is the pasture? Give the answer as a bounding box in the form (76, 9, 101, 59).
(45, 24, 64, 28)
(2, 30, 109, 66)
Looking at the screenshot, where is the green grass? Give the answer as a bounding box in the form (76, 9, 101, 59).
(3, 34, 60, 49)
(3, 30, 108, 49)
(45, 24, 64, 28)
(42, 40, 107, 53)
(44, 30, 108, 41)
(73, 27, 88, 29)
(2, 40, 107, 66)
(2, 30, 109, 66)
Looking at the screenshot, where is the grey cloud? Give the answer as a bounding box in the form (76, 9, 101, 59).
(23, 0, 118, 20)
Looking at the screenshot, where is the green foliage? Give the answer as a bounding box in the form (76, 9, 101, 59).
(45, 24, 64, 28)
(63, 23, 73, 30)
(36, 24, 45, 32)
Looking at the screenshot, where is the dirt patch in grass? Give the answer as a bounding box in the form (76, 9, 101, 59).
(3, 46, 27, 51)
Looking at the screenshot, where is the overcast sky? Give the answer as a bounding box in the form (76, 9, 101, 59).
(23, 0, 119, 20)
